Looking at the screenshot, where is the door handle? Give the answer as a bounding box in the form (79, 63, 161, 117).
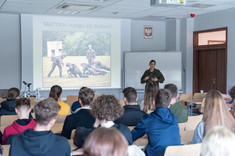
(211, 78, 216, 84)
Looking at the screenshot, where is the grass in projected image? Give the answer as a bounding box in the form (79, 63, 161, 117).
(43, 56, 111, 87)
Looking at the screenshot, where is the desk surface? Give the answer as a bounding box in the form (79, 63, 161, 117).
(51, 123, 64, 134)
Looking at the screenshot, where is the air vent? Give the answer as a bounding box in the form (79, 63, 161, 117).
(57, 3, 99, 11)
(186, 3, 215, 8)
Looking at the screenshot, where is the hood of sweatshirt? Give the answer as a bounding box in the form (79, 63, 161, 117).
(20, 129, 56, 155)
(151, 107, 177, 124)
(12, 119, 36, 133)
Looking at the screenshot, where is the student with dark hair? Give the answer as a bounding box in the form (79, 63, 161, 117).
(74, 95, 133, 148)
(141, 60, 165, 89)
(115, 87, 146, 126)
(83, 128, 128, 156)
(2, 98, 36, 144)
(70, 87, 87, 113)
(132, 89, 181, 156)
(164, 84, 188, 123)
(49, 85, 70, 115)
(61, 88, 95, 139)
(0, 88, 20, 116)
(9, 98, 71, 156)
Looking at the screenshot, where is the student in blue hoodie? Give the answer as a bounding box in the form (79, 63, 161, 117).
(9, 98, 71, 156)
(131, 89, 181, 156)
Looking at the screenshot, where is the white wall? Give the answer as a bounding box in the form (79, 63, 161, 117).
(194, 8, 235, 91)
(0, 14, 21, 89)
(131, 20, 166, 51)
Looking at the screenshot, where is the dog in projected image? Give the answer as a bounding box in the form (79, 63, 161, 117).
(81, 60, 110, 77)
(66, 63, 88, 78)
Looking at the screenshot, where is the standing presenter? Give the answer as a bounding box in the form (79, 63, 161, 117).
(141, 60, 165, 89)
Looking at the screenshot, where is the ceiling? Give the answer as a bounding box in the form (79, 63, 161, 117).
(0, 0, 235, 20)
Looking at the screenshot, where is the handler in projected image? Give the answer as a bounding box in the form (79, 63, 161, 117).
(86, 45, 96, 66)
(47, 49, 66, 78)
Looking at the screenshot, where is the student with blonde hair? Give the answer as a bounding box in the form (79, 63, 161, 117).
(192, 90, 235, 143)
(83, 128, 128, 156)
(201, 126, 235, 156)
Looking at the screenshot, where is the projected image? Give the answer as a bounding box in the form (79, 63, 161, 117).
(42, 31, 111, 87)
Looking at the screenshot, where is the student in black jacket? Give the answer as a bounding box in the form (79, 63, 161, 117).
(9, 98, 70, 156)
(74, 95, 133, 147)
(115, 87, 146, 126)
(61, 87, 95, 139)
(0, 88, 20, 116)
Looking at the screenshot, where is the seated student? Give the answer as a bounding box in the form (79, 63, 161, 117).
(115, 87, 146, 126)
(2, 98, 36, 144)
(164, 84, 188, 123)
(83, 128, 128, 156)
(229, 86, 235, 118)
(74, 95, 133, 147)
(200, 126, 235, 156)
(132, 89, 181, 156)
(49, 85, 70, 115)
(140, 82, 158, 113)
(9, 98, 71, 156)
(61, 88, 95, 139)
(192, 90, 235, 144)
(70, 87, 87, 113)
(0, 88, 20, 116)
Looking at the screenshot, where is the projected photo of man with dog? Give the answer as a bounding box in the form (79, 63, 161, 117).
(42, 31, 111, 87)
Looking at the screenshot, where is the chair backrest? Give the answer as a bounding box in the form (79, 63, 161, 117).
(1, 115, 18, 126)
(119, 99, 125, 107)
(71, 129, 76, 139)
(2, 144, 10, 156)
(193, 93, 207, 102)
(180, 130, 195, 145)
(179, 93, 193, 109)
(164, 143, 201, 156)
(200, 98, 206, 113)
(66, 95, 78, 106)
(67, 94, 101, 107)
(25, 96, 35, 105)
(56, 115, 67, 123)
(185, 115, 203, 131)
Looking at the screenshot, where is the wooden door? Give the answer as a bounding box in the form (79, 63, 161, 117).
(194, 48, 226, 93)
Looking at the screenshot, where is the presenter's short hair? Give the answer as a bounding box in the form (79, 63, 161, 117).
(122, 87, 137, 103)
(90, 95, 124, 121)
(149, 60, 156, 64)
(164, 84, 178, 98)
(155, 89, 172, 108)
(35, 98, 60, 126)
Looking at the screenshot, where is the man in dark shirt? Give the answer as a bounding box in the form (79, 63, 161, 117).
(115, 87, 146, 126)
(61, 88, 95, 139)
(141, 60, 165, 89)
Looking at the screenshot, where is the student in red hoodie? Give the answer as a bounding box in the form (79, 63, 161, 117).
(2, 98, 36, 144)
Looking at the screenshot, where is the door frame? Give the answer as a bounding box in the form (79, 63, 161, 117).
(193, 27, 227, 93)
